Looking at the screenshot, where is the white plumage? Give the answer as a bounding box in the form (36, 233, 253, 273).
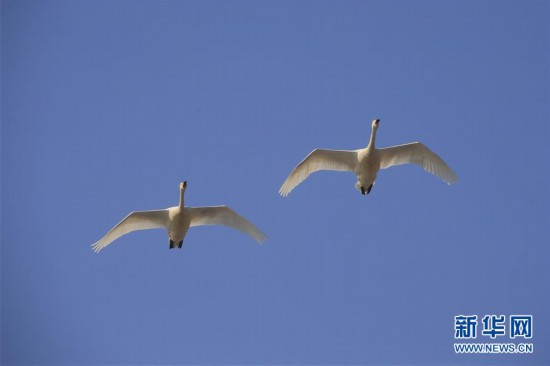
(92, 182, 266, 253)
(279, 119, 458, 197)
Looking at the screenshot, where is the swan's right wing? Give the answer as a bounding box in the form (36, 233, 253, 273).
(378, 142, 458, 184)
(279, 149, 358, 196)
(188, 206, 267, 243)
(91, 209, 169, 253)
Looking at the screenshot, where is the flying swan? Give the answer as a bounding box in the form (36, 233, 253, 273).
(279, 119, 458, 197)
(92, 181, 266, 253)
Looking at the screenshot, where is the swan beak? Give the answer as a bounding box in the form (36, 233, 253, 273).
(374, 119, 380, 125)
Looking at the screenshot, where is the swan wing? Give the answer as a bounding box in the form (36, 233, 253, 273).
(378, 142, 458, 184)
(279, 149, 358, 196)
(91, 209, 169, 253)
(188, 206, 267, 243)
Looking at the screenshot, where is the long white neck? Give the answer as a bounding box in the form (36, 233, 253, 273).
(367, 126, 378, 151)
(179, 188, 185, 208)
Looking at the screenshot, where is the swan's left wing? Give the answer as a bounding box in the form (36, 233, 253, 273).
(188, 206, 267, 243)
(378, 142, 458, 184)
(91, 209, 169, 253)
(279, 149, 358, 197)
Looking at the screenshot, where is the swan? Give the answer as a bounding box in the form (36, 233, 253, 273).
(92, 181, 266, 253)
(279, 119, 458, 197)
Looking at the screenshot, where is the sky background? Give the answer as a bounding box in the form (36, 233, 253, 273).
(1, 0, 549, 364)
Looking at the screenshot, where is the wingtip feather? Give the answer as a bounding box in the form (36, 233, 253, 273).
(257, 233, 268, 244)
(91, 241, 102, 253)
(278, 182, 291, 197)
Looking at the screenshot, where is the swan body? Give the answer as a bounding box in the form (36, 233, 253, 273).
(279, 119, 458, 197)
(92, 181, 266, 253)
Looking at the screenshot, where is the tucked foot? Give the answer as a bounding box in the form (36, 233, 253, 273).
(366, 184, 373, 194)
(361, 186, 365, 195)
(177, 240, 183, 249)
(169, 239, 175, 249)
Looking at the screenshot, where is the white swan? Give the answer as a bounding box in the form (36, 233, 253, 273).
(92, 181, 266, 253)
(279, 119, 458, 197)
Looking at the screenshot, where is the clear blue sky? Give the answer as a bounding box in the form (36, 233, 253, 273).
(2, 0, 549, 364)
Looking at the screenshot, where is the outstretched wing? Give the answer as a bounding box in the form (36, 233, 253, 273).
(279, 149, 358, 197)
(188, 206, 267, 243)
(91, 210, 169, 253)
(378, 142, 458, 184)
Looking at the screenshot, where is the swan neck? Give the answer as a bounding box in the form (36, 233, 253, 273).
(179, 188, 185, 208)
(367, 126, 377, 150)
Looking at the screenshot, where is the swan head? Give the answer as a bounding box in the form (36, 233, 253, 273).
(372, 119, 380, 129)
(180, 181, 187, 191)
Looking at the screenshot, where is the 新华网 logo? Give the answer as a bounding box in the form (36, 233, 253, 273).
(453, 314, 533, 354)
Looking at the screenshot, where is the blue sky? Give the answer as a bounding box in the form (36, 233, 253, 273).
(1, 0, 549, 364)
